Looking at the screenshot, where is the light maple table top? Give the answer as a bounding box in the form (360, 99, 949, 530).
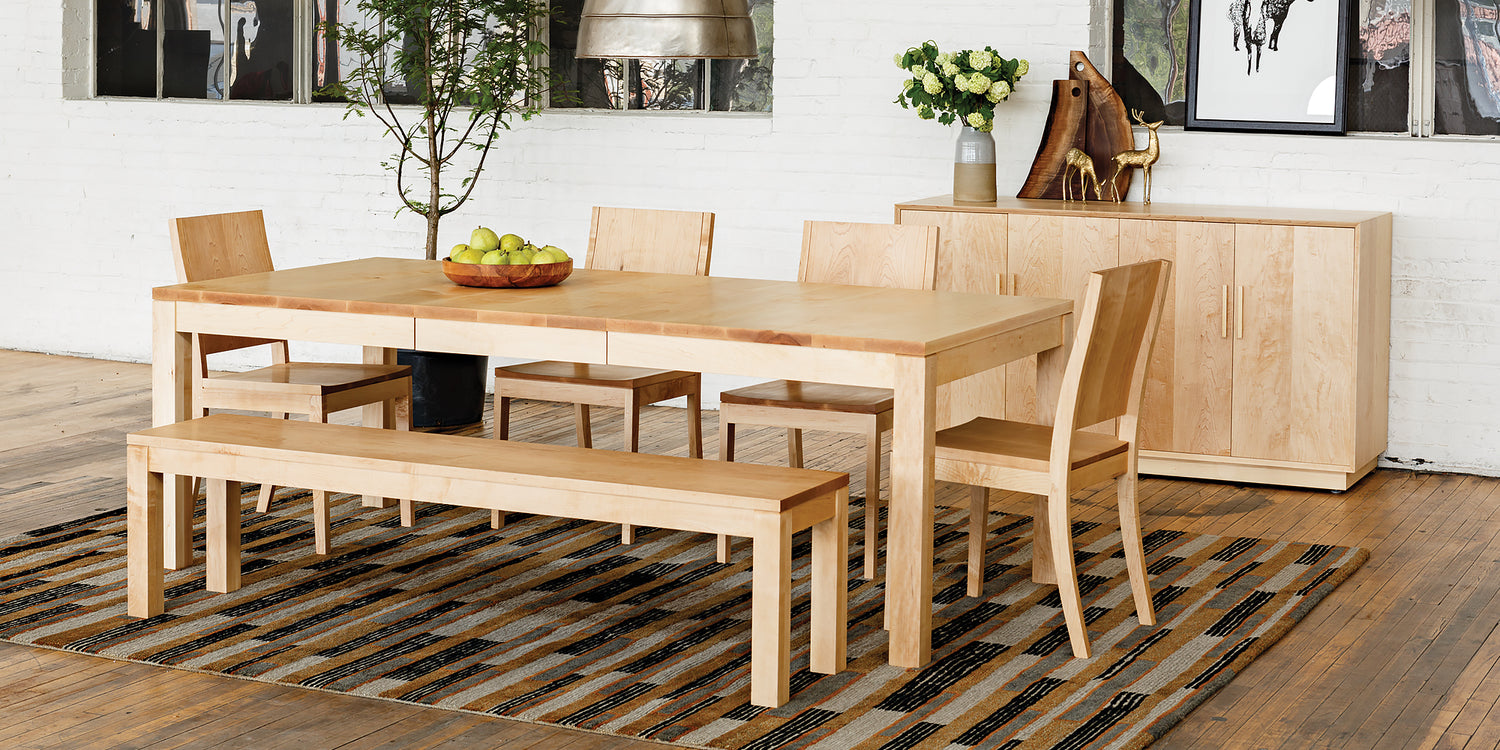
(153, 257, 1070, 357)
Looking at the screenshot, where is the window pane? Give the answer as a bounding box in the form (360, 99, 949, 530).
(1435, 0, 1500, 135)
(227, 0, 293, 101)
(549, 0, 620, 108)
(1112, 0, 1189, 125)
(710, 0, 772, 111)
(1348, 0, 1411, 132)
(631, 60, 704, 110)
(96, 0, 156, 97)
(159, 0, 224, 99)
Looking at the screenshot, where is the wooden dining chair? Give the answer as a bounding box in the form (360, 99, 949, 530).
(170, 210, 413, 554)
(717, 220, 941, 577)
(935, 259, 1171, 659)
(492, 206, 714, 542)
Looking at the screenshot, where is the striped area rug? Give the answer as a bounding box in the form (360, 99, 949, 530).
(0, 490, 1364, 749)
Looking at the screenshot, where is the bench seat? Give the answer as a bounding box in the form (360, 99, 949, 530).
(126, 413, 849, 707)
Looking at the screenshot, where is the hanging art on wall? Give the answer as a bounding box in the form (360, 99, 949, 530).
(1185, 0, 1351, 134)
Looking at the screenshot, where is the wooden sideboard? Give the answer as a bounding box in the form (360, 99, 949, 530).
(896, 195, 1393, 491)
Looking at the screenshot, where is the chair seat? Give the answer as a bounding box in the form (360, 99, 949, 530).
(719, 380, 893, 415)
(495, 361, 693, 389)
(203, 362, 411, 397)
(935, 417, 1128, 474)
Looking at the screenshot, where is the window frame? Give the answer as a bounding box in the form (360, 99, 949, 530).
(90, 0, 327, 103)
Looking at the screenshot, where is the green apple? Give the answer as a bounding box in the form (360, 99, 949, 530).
(480, 249, 507, 265)
(500, 233, 525, 253)
(449, 243, 470, 260)
(454, 247, 486, 264)
(541, 245, 568, 261)
(469, 226, 500, 253)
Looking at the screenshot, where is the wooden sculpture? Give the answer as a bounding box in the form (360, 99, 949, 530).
(1062, 148, 1102, 202)
(1069, 51, 1135, 201)
(1017, 51, 1136, 201)
(1016, 80, 1088, 200)
(1107, 109, 1163, 203)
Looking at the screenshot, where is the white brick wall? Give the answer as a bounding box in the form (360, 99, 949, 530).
(5, 2, 1500, 475)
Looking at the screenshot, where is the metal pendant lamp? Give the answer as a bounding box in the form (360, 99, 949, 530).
(575, 0, 759, 59)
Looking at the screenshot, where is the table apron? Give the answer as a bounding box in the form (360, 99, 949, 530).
(416, 319, 608, 362)
(607, 332, 898, 389)
(175, 302, 415, 349)
(929, 318, 1068, 384)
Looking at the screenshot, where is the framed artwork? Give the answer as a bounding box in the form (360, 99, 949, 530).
(1185, 0, 1350, 134)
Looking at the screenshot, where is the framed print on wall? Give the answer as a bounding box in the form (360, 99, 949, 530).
(1185, 0, 1350, 134)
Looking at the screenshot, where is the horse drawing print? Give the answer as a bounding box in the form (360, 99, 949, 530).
(1228, 0, 1311, 74)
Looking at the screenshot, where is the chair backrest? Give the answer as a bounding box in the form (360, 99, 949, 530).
(586, 206, 714, 276)
(798, 221, 940, 289)
(169, 210, 284, 361)
(1055, 259, 1172, 435)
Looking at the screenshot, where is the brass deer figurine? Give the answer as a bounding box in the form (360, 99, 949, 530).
(1062, 147, 1102, 202)
(1108, 109, 1164, 203)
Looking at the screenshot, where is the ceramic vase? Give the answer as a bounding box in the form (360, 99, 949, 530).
(953, 125, 997, 203)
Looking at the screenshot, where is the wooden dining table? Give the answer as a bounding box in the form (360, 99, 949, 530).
(149, 257, 1072, 668)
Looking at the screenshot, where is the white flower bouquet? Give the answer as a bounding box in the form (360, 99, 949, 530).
(894, 41, 1029, 133)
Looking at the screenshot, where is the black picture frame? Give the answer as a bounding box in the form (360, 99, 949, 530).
(1185, 0, 1350, 134)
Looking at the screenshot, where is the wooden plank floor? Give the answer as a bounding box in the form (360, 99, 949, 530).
(2, 349, 1497, 748)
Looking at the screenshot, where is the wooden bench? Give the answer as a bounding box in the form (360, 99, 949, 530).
(125, 413, 849, 707)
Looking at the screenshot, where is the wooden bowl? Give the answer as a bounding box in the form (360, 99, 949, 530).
(442, 259, 573, 288)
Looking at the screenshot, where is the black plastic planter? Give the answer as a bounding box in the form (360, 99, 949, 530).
(396, 350, 489, 429)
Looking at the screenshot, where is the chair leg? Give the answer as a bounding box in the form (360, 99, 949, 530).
(255, 412, 289, 513)
(1046, 488, 1091, 659)
(313, 490, 331, 555)
(621, 400, 642, 544)
(574, 404, 593, 448)
(715, 420, 735, 562)
(687, 387, 703, 459)
(786, 428, 803, 469)
(495, 396, 511, 440)
(310, 406, 332, 554)
(719, 420, 736, 462)
(967, 485, 988, 597)
(395, 395, 412, 431)
(1117, 470, 1156, 625)
(862, 426, 882, 581)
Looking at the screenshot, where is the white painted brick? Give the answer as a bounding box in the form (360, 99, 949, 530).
(6, 0, 1500, 473)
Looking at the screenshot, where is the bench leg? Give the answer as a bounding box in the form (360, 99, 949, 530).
(491, 510, 506, 529)
(127, 445, 164, 618)
(399, 499, 416, 527)
(750, 514, 792, 708)
(811, 488, 849, 677)
(206, 479, 242, 593)
(716, 534, 732, 564)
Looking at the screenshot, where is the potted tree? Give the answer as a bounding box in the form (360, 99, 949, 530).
(324, 0, 554, 427)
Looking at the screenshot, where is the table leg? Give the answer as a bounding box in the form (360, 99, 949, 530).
(887, 354, 936, 668)
(152, 300, 195, 570)
(1034, 313, 1072, 426)
(362, 346, 398, 509)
